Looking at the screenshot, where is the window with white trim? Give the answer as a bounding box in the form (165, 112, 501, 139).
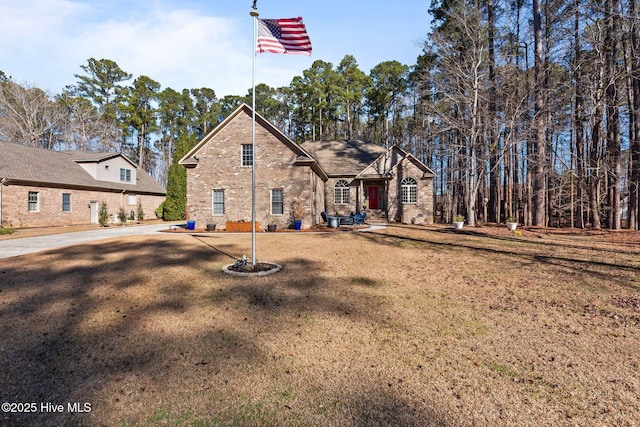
(28, 191, 39, 212)
(241, 144, 253, 166)
(62, 193, 71, 212)
(120, 168, 131, 182)
(271, 189, 283, 215)
(334, 180, 350, 205)
(401, 177, 417, 204)
(212, 189, 225, 215)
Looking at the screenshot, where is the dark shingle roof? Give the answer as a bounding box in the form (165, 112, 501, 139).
(0, 141, 165, 195)
(301, 139, 387, 176)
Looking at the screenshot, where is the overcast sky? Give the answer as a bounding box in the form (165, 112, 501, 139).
(0, 0, 431, 97)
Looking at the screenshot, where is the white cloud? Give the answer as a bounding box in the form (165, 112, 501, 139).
(0, 0, 90, 87)
(72, 8, 253, 96)
(0, 0, 310, 97)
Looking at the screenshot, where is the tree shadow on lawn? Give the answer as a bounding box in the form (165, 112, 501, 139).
(399, 223, 640, 257)
(355, 228, 640, 290)
(0, 238, 257, 425)
(0, 235, 442, 426)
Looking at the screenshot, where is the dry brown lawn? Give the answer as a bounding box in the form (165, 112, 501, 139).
(1, 224, 639, 426)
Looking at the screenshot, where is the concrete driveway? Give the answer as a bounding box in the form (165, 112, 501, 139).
(0, 223, 179, 259)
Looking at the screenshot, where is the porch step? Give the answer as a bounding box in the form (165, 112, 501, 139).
(365, 210, 388, 223)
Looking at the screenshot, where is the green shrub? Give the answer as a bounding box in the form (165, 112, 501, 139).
(155, 202, 164, 219)
(117, 207, 128, 224)
(162, 197, 185, 221)
(162, 134, 196, 221)
(137, 202, 145, 222)
(0, 228, 15, 235)
(98, 201, 109, 227)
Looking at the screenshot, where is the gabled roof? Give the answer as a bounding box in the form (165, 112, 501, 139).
(0, 141, 166, 195)
(357, 145, 436, 179)
(67, 151, 139, 168)
(301, 139, 387, 177)
(179, 103, 328, 180)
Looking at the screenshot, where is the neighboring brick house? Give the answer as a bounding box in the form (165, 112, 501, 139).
(0, 141, 166, 228)
(179, 104, 435, 230)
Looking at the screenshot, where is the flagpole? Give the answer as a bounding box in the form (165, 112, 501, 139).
(250, 4, 258, 266)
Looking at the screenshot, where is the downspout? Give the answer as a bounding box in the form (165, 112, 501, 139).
(0, 178, 6, 228)
(120, 189, 126, 223)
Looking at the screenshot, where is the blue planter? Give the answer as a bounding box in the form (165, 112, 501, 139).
(187, 220, 195, 230)
(294, 219, 302, 230)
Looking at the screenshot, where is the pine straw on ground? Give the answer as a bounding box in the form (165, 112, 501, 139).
(1, 224, 639, 426)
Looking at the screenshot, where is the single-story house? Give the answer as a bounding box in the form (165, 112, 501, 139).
(179, 103, 434, 230)
(0, 141, 166, 228)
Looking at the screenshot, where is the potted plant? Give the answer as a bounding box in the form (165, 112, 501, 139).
(453, 214, 465, 230)
(506, 216, 518, 231)
(266, 209, 277, 232)
(292, 199, 303, 230)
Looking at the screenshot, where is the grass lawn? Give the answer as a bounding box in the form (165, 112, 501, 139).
(1, 224, 639, 426)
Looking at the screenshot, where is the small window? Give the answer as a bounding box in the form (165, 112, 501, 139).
(401, 177, 417, 204)
(212, 189, 225, 215)
(271, 189, 283, 215)
(120, 168, 131, 182)
(62, 193, 71, 212)
(28, 191, 39, 212)
(128, 194, 136, 205)
(242, 144, 253, 167)
(334, 180, 350, 205)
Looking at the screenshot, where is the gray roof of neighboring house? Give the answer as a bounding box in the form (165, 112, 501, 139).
(301, 139, 387, 176)
(0, 141, 166, 195)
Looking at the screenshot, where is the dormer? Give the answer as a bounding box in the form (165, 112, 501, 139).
(74, 154, 138, 185)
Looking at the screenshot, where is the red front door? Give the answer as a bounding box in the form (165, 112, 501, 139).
(368, 186, 379, 209)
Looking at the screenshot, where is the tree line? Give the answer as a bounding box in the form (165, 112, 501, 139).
(0, 55, 413, 220)
(418, 0, 640, 230)
(1, 0, 639, 229)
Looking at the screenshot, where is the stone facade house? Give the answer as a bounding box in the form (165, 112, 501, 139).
(0, 141, 166, 228)
(179, 104, 434, 230)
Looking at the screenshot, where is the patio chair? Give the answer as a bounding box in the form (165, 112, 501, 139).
(353, 212, 366, 225)
(321, 211, 329, 224)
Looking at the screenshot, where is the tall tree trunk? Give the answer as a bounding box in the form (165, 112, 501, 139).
(533, 0, 546, 226)
(487, 0, 500, 223)
(590, 100, 604, 229)
(573, 0, 586, 228)
(605, 0, 622, 229)
(513, 0, 525, 224)
(629, 0, 640, 229)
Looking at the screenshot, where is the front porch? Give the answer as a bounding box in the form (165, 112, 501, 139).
(357, 179, 392, 223)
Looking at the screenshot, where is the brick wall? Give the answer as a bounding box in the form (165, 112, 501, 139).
(185, 112, 323, 230)
(324, 177, 360, 217)
(386, 159, 434, 225)
(322, 166, 434, 224)
(0, 184, 164, 228)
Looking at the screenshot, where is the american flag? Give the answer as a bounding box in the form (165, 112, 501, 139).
(256, 17, 312, 56)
